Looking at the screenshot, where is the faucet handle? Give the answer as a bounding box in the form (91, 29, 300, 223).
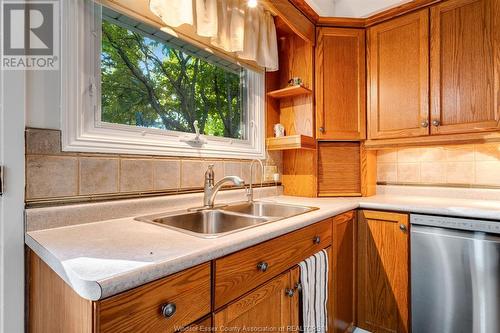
(205, 164, 215, 185)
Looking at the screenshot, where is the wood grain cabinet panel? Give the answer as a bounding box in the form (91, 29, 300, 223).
(96, 263, 211, 333)
(214, 219, 332, 309)
(316, 28, 366, 140)
(214, 267, 300, 333)
(367, 9, 430, 139)
(357, 210, 409, 333)
(331, 211, 357, 333)
(318, 142, 361, 196)
(430, 0, 500, 134)
(28, 251, 94, 333)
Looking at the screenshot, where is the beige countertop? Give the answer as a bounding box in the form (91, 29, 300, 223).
(25, 185, 500, 301)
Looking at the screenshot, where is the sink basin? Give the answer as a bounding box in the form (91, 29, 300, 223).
(136, 210, 269, 238)
(135, 201, 317, 238)
(222, 201, 316, 218)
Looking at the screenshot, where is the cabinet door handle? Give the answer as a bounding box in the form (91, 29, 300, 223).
(399, 224, 407, 233)
(421, 120, 429, 128)
(161, 303, 176, 318)
(285, 288, 295, 297)
(432, 119, 440, 126)
(313, 236, 321, 244)
(257, 261, 269, 272)
(319, 127, 325, 133)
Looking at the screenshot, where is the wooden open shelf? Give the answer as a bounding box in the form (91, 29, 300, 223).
(266, 135, 316, 151)
(267, 85, 312, 99)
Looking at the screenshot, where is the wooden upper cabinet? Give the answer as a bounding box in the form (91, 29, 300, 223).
(316, 28, 366, 140)
(357, 210, 409, 333)
(430, 0, 500, 135)
(367, 9, 430, 139)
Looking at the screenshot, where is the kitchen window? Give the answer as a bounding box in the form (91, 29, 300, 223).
(61, 1, 265, 159)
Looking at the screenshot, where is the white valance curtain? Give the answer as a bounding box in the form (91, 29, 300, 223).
(149, 0, 279, 71)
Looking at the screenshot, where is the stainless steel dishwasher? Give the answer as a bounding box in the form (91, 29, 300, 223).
(411, 214, 500, 333)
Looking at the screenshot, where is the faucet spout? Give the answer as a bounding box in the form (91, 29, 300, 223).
(204, 175, 245, 208)
(247, 159, 264, 202)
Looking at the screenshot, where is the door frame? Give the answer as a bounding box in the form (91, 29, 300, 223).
(0, 54, 26, 333)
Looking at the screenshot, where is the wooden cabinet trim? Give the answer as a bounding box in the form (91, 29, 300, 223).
(331, 212, 357, 333)
(263, 0, 315, 44)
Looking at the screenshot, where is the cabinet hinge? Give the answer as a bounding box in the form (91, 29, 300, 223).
(0, 165, 4, 196)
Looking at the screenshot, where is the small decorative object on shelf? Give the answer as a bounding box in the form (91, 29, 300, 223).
(274, 123, 285, 137)
(288, 77, 302, 86)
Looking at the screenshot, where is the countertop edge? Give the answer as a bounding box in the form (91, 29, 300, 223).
(26, 203, 358, 300)
(358, 202, 500, 220)
(25, 235, 103, 301)
(25, 195, 500, 301)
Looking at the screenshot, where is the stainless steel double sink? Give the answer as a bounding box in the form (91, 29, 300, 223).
(135, 201, 318, 238)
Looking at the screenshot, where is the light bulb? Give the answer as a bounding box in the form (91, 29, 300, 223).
(248, 0, 257, 8)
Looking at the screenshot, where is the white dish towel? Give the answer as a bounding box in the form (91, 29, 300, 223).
(298, 249, 329, 333)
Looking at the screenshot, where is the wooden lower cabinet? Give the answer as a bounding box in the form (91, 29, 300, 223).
(214, 267, 300, 333)
(214, 219, 332, 308)
(28, 250, 211, 333)
(357, 210, 409, 333)
(28, 219, 335, 333)
(331, 211, 356, 333)
(96, 263, 211, 332)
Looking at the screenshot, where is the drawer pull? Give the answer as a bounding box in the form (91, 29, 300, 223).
(285, 288, 295, 297)
(313, 236, 321, 244)
(161, 303, 177, 318)
(257, 261, 269, 272)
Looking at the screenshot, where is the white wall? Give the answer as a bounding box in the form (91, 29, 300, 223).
(26, 70, 61, 129)
(304, 0, 335, 16)
(305, 0, 413, 18)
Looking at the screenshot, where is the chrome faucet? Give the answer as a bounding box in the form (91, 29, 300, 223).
(246, 159, 264, 202)
(203, 165, 245, 208)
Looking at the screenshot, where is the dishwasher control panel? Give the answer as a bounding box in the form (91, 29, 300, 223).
(411, 214, 500, 234)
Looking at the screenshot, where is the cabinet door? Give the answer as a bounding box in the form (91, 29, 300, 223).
(331, 211, 356, 333)
(316, 28, 366, 140)
(357, 210, 409, 333)
(368, 10, 430, 139)
(213, 268, 299, 332)
(430, 0, 500, 134)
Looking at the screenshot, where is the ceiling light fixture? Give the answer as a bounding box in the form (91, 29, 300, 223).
(248, 0, 257, 8)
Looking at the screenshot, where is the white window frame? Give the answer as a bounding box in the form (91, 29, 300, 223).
(61, 1, 265, 159)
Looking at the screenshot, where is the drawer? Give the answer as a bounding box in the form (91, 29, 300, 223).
(214, 219, 332, 308)
(96, 263, 211, 333)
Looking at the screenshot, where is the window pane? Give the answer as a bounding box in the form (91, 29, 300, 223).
(100, 11, 246, 140)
